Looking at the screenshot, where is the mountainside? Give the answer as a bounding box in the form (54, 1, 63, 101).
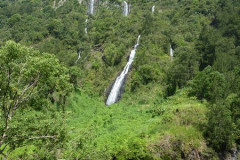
(0, 0, 240, 159)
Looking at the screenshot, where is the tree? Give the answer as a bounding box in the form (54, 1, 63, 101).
(189, 66, 226, 102)
(196, 26, 219, 71)
(167, 46, 199, 96)
(0, 41, 72, 158)
(131, 64, 159, 91)
(205, 102, 235, 152)
(47, 19, 65, 39)
(104, 43, 125, 66)
(8, 13, 21, 27)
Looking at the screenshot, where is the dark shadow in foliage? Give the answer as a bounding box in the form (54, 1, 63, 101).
(189, 66, 226, 103)
(205, 101, 235, 152)
(167, 46, 199, 96)
(131, 64, 159, 92)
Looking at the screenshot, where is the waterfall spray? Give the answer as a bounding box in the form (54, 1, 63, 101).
(106, 35, 141, 106)
(123, 1, 129, 16)
(53, 0, 67, 10)
(75, 49, 81, 64)
(85, 19, 88, 34)
(152, 5, 155, 13)
(170, 45, 174, 60)
(89, 0, 94, 15)
(78, 0, 83, 4)
(53, 0, 56, 8)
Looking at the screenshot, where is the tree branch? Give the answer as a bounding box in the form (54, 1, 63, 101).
(0, 135, 57, 154)
(13, 75, 40, 110)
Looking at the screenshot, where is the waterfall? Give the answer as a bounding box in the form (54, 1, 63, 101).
(58, 0, 66, 7)
(170, 45, 174, 58)
(53, 0, 56, 8)
(232, 149, 238, 160)
(103, 1, 108, 7)
(75, 49, 81, 64)
(152, 5, 155, 13)
(53, 0, 67, 10)
(106, 35, 141, 106)
(123, 1, 129, 16)
(78, 0, 83, 4)
(85, 19, 88, 34)
(89, 0, 94, 15)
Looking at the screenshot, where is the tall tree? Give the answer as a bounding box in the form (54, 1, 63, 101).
(0, 41, 72, 158)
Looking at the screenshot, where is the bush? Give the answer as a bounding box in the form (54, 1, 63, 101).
(104, 43, 125, 66)
(131, 64, 159, 91)
(205, 102, 235, 151)
(189, 66, 226, 102)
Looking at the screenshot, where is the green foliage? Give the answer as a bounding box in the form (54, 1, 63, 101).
(205, 102, 235, 152)
(226, 94, 240, 143)
(189, 66, 226, 102)
(131, 64, 159, 91)
(0, 0, 240, 158)
(192, 1, 240, 153)
(63, 90, 214, 159)
(8, 13, 21, 27)
(104, 43, 125, 66)
(47, 19, 65, 39)
(0, 41, 72, 158)
(167, 46, 199, 96)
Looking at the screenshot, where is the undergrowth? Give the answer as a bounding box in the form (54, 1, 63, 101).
(63, 88, 217, 159)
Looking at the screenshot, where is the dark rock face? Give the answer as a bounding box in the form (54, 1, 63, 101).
(230, 147, 238, 160)
(219, 147, 239, 160)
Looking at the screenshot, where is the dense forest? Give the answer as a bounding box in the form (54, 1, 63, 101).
(0, 0, 240, 159)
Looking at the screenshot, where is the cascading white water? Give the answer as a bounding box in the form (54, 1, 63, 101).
(53, 0, 56, 8)
(106, 35, 141, 106)
(123, 1, 129, 16)
(53, 0, 67, 10)
(170, 45, 174, 59)
(89, 0, 94, 15)
(78, 0, 83, 4)
(152, 5, 155, 13)
(58, 0, 66, 7)
(85, 19, 88, 34)
(75, 50, 81, 64)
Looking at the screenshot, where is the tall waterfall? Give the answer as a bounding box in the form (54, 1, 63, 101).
(89, 0, 94, 15)
(170, 45, 174, 59)
(106, 35, 141, 106)
(123, 1, 129, 16)
(152, 5, 155, 13)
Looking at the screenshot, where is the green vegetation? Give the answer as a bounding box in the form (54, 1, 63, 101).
(0, 41, 72, 158)
(63, 90, 211, 159)
(0, 0, 240, 159)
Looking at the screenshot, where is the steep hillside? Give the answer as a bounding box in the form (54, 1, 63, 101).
(0, 0, 240, 159)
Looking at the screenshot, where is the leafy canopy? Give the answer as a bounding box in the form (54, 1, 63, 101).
(0, 41, 72, 158)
